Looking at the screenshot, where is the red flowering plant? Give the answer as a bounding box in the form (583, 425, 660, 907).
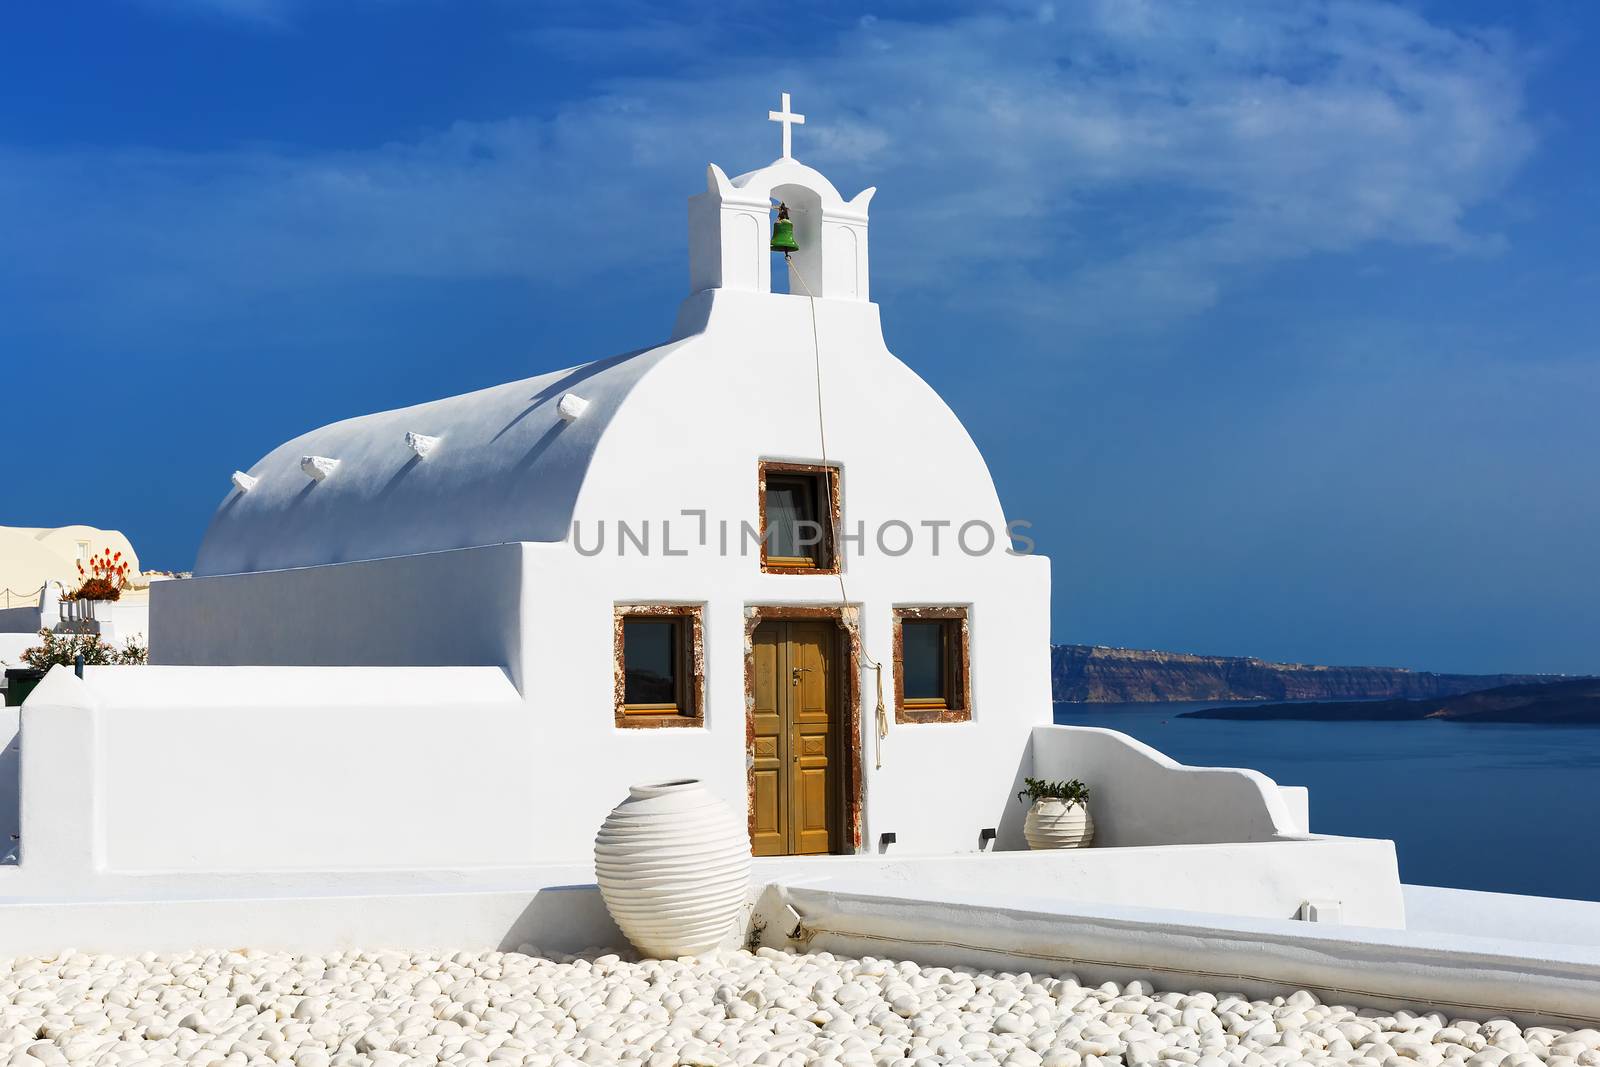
(64, 548, 131, 602)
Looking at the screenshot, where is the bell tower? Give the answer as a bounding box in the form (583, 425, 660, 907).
(686, 93, 875, 301)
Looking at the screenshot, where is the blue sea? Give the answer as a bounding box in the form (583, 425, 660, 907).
(1053, 702, 1600, 903)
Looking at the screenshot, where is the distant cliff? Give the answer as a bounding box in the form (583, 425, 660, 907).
(1180, 678, 1600, 724)
(1051, 644, 1560, 704)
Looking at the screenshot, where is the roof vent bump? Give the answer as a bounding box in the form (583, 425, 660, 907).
(300, 455, 340, 483)
(558, 393, 590, 422)
(405, 431, 441, 459)
(231, 471, 258, 493)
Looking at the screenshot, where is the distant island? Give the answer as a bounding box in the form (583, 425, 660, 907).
(1180, 678, 1600, 725)
(1052, 643, 1564, 704)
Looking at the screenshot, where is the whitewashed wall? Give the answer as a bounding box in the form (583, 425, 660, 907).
(1031, 725, 1302, 846)
(155, 543, 526, 689)
(0, 606, 42, 635)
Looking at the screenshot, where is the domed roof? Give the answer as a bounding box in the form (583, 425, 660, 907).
(195, 339, 685, 577)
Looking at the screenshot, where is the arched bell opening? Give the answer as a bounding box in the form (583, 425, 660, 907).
(770, 183, 824, 297)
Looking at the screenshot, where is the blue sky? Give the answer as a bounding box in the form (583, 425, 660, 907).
(3, 1, 1597, 675)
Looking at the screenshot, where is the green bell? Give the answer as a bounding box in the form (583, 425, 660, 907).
(770, 202, 799, 254)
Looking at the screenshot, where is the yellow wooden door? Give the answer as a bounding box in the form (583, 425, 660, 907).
(750, 623, 787, 857)
(750, 619, 839, 856)
(788, 620, 836, 855)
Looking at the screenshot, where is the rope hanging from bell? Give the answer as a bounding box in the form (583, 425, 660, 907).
(770, 202, 799, 254)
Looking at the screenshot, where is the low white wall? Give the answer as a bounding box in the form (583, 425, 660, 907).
(0, 883, 621, 960)
(1404, 884, 1600, 950)
(92, 598, 149, 644)
(762, 836, 1405, 928)
(1030, 725, 1301, 846)
(8, 666, 1366, 903)
(766, 883, 1600, 1027)
(152, 543, 527, 691)
(12, 665, 537, 885)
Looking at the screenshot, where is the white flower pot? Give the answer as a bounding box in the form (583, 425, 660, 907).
(1023, 798, 1094, 849)
(594, 779, 751, 959)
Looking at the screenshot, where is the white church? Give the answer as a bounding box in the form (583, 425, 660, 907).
(154, 93, 1054, 863)
(2, 96, 1594, 1024)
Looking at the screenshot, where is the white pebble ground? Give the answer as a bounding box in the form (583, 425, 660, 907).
(1, 946, 1594, 1067)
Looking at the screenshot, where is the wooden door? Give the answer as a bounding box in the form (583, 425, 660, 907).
(750, 619, 841, 856)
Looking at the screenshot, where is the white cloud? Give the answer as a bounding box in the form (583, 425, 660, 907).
(2, 1, 1537, 331)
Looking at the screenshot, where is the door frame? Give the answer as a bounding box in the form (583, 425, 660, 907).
(743, 604, 864, 854)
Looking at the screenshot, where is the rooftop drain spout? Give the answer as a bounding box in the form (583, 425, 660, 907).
(558, 393, 590, 422)
(405, 432, 441, 459)
(301, 456, 339, 483)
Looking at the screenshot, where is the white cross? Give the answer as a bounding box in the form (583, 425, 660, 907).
(768, 91, 805, 159)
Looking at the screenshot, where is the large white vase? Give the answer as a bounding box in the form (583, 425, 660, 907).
(1023, 799, 1095, 849)
(594, 779, 752, 959)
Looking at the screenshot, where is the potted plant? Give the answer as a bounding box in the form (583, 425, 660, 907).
(1018, 777, 1094, 849)
(65, 549, 130, 603)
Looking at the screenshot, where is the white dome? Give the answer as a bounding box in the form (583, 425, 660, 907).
(195, 340, 685, 577)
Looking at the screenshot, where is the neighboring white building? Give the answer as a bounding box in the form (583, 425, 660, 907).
(0, 524, 143, 600)
(0, 524, 150, 668)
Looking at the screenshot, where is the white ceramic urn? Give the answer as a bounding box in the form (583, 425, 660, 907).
(594, 779, 752, 958)
(1023, 798, 1095, 849)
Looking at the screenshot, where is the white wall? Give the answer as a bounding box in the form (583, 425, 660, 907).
(0, 606, 42, 635)
(762, 836, 1404, 928)
(1030, 725, 1303, 846)
(90, 597, 149, 644)
(1404, 884, 1600, 950)
(0, 706, 16, 862)
(62, 545, 1045, 876)
(0, 633, 36, 668)
(154, 543, 527, 690)
(0, 883, 620, 960)
(3, 664, 1413, 963)
(12, 666, 526, 885)
(765, 883, 1598, 1028)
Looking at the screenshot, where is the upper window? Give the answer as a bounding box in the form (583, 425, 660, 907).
(614, 605, 704, 728)
(759, 461, 839, 574)
(893, 607, 970, 723)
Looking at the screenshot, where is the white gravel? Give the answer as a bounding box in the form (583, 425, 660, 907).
(0, 945, 1593, 1067)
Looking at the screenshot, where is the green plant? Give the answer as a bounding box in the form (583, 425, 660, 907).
(1017, 777, 1090, 809)
(16, 629, 148, 670)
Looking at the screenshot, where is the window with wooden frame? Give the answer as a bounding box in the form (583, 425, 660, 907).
(759, 461, 839, 574)
(893, 607, 971, 723)
(614, 605, 704, 728)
